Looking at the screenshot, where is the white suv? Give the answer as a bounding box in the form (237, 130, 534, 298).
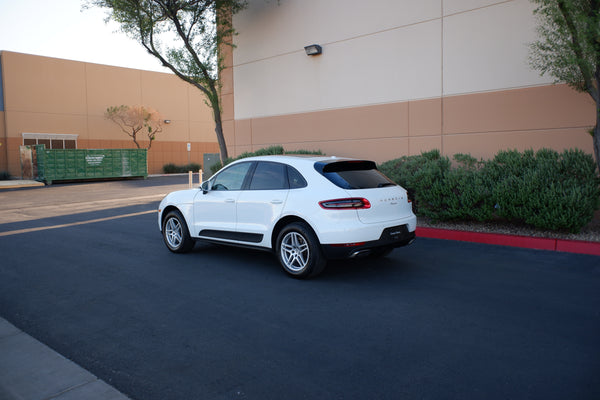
(158, 155, 416, 278)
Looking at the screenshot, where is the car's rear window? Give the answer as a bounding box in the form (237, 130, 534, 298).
(314, 160, 396, 189)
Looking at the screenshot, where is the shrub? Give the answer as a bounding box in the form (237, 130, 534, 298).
(0, 171, 10, 180)
(490, 149, 599, 232)
(424, 167, 495, 222)
(162, 163, 202, 174)
(379, 148, 600, 232)
(379, 150, 451, 216)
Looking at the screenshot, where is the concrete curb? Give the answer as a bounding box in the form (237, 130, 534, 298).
(417, 226, 600, 256)
(0, 180, 44, 189)
(0, 318, 130, 400)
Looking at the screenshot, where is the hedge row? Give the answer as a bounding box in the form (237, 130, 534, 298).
(162, 163, 202, 174)
(379, 149, 600, 233)
(209, 145, 323, 174)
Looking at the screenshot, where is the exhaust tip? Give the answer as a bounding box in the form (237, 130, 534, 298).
(350, 249, 371, 258)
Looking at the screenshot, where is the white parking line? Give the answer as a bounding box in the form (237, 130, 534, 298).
(0, 210, 156, 237)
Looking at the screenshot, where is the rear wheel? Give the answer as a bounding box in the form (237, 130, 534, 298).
(276, 222, 326, 278)
(162, 210, 195, 253)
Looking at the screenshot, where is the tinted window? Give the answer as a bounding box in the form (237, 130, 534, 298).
(250, 162, 288, 190)
(287, 166, 307, 189)
(315, 160, 396, 189)
(211, 162, 252, 191)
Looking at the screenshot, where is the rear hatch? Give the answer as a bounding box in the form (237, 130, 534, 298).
(351, 186, 412, 224)
(314, 159, 413, 224)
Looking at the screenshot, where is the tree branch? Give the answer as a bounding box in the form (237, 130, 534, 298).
(557, 0, 599, 102)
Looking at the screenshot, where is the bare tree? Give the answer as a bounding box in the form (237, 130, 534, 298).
(105, 105, 164, 149)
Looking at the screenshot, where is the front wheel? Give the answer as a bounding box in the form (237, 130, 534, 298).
(162, 210, 195, 253)
(276, 222, 326, 278)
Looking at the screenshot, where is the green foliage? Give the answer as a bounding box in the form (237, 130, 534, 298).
(379, 150, 450, 216)
(209, 146, 324, 174)
(529, 0, 600, 173)
(380, 148, 600, 233)
(162, 163, 202, 174)
(453, 153, 481, 170)
(490, 148, 600, 232)
(286, 149, 325, 156)
(529, 0, 599, 94)
(425, 167, 496, 222)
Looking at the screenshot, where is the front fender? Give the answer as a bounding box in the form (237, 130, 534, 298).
(158, 189, 198, 232)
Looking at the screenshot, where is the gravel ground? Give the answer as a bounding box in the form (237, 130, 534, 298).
(417, 210, 600, 243)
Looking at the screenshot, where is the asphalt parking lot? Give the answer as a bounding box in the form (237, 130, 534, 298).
(1, 176, 599, 400)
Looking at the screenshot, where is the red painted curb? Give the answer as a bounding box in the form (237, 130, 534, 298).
(416, 227, 600, 256)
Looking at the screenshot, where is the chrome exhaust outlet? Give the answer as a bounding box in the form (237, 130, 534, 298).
(350, 249, 371, 258)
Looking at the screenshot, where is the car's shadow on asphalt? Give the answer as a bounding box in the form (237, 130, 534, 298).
(187, 241, 414, 282)
(187, 241, 283, 275)
(320, 256, 411, 280)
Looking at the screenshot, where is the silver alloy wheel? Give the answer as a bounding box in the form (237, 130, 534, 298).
(165, 216, 183, 249)
(280, 231, 310, 272)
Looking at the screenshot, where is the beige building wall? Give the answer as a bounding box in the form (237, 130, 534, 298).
(0, 51, 218, 176)
(224, 0, 595, 163)
(0, 110, 6, 171)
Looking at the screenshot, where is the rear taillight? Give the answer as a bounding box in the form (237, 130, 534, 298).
(319, 198, 371, 209)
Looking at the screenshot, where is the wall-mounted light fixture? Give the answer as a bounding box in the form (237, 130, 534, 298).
(304, 44, 322, 56)
(164, 119, 171, 124)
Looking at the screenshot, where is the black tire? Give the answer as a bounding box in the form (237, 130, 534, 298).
(276, 222, 326, 278)
(162, 210, 195, 253)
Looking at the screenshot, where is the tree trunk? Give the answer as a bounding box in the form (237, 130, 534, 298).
(211, 95, 229, 163)
(214, 120, 228, 163)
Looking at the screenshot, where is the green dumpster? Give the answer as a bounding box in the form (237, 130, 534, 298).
(33, 145, 147, 184)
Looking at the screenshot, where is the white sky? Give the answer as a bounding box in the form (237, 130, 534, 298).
(0, 0, 171, 73)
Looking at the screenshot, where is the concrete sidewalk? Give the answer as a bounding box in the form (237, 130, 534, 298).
(0, 318, 130, 400)
(0, 180, 45, 189)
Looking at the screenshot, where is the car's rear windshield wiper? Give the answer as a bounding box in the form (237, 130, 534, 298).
(377, 182, 396, 188)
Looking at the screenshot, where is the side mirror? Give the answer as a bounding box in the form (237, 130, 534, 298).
(201, 180, 211, 194)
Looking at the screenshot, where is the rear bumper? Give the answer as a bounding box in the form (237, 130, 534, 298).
(321, 224, 416, 259)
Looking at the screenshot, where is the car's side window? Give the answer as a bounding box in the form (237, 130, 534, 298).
(287, 166, 307, 189)
(249, 162, 288, 190)
(211, 162, 252, 191)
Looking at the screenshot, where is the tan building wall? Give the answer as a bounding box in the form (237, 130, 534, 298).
(226, 84, 594, 163)
(0, 110, 6, 171)
(222, 0, 596, 163)
(0, 51, 218, 177)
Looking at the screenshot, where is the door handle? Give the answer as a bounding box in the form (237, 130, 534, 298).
(271, 200, 283, 204)
(225, 198, 235, 203)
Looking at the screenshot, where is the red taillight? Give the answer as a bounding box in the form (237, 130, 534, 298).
(319, 198, 371, 209)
